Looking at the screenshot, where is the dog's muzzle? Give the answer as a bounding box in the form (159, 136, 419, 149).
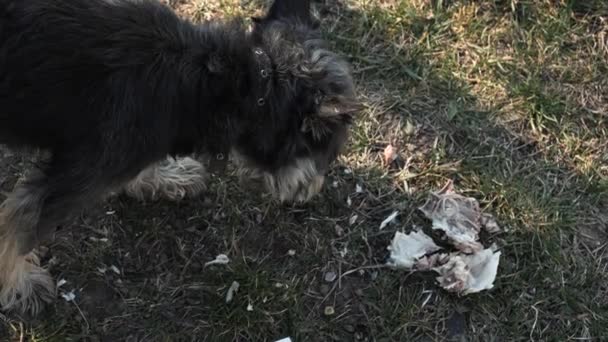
(233, 155, 326, 203)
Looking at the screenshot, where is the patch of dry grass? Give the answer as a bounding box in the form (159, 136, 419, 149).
(2, 0, 607, 341)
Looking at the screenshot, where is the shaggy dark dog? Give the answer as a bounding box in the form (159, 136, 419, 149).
(0, 0, 358, 314)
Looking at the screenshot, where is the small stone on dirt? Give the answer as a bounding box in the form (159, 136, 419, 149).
(335, 224, 345, 236)
(324, 271, 337, 283)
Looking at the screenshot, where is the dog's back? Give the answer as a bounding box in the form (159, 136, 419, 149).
(0, 0, 194, 149)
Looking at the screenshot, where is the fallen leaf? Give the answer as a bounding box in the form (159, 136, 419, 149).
(383, 144, 398, 165)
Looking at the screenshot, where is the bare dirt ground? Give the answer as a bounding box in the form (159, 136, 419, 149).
(1, 0, 607, 341)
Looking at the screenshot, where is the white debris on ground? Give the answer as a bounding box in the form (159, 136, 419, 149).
(418, 181, 482, 253)
(379, 210, 399, 230)
(349, 214, 358, 226)
(434, 246, 501, 295)
(225, 281, 240, 303)
(386, 230, 441, 269)
(275, 338, 292, 342)
(419, 180, 502, 253)
(356, 184, 363, 193)
(385, 180, 503, 295)
(204, 254, 230, 267)
(110, 265, 121, 275)
(61, 290, 76, 302)
(89, 236, 109, 243)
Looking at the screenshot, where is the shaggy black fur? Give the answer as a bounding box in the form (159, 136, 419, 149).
(0, 0, 357, 255)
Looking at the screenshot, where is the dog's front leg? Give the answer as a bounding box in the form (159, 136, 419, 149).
(124, 156, 207, 202)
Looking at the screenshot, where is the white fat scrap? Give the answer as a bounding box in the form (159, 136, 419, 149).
(61, 290, 76, 302)
(434, 247, 501, 295)
(379, 210, 399, 230)
(225, 281, 240, 303)
(386, 231, 442, 269)
(204, 254, 230, 268)
(419, 181, 485, 253)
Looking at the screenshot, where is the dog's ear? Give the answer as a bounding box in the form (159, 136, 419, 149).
(261, 0, 312, 25)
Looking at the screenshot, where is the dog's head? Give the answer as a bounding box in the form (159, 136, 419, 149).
(232, 0, 359, 203)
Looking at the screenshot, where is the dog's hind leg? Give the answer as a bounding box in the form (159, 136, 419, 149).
(0, 150, 141, 314)
(0, 183, 55, 315)
(124, 156, 207, 202)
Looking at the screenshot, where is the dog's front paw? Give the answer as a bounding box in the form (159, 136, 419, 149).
(263, 163, 325, 203)
(0, 252, 56, 316)
(293, 175, 325, 203)
(125, 157, 207, 201)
